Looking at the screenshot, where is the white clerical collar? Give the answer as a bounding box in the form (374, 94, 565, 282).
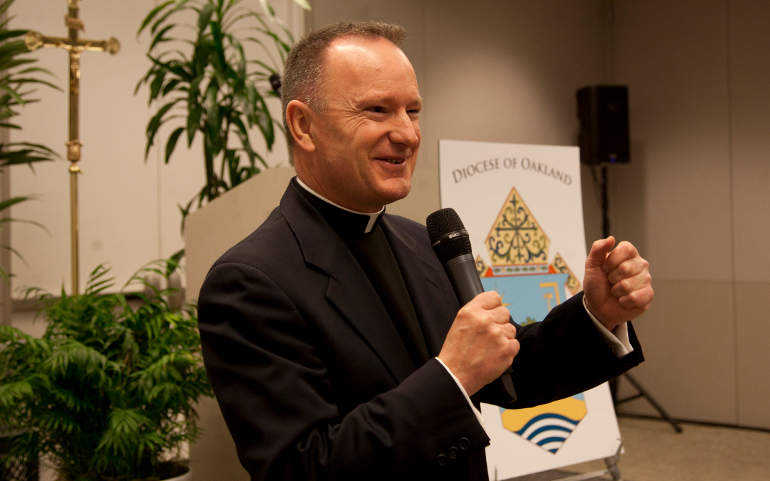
(295, 177, 384, 234)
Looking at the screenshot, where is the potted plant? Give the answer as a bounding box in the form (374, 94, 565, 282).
(136, 0, 310, 232)
(0, 259, 212, 481)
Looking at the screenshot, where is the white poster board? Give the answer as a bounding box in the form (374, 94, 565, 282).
(439, 139, 621, 480)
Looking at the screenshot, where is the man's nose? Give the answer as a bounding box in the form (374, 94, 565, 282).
(388, 110, 420, 147)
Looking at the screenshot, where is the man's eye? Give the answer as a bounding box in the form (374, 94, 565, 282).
(367, 106, 387, 113)
(408, 109, 421, 118)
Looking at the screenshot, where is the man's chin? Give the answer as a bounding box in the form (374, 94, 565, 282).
(378, 181, 412, 206)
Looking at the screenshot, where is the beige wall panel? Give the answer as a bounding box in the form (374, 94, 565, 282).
(191, 397, 249, 481)
(729, 0, 770, 283)
(308, 0, 426, 81)
(184, 167, 295, 302)
(616, 279, 737, 424)
(416, 0, 608, 225)
(611, 0, 732, 282)
(734, 281, 770, 429)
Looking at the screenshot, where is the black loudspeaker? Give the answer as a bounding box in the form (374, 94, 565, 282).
(577, 85, 630, 164)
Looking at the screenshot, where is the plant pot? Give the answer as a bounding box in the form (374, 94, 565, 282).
(164, 468, 192, 481)
(149, 462, 191, 481)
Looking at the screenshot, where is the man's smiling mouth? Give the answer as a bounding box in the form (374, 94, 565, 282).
(380, 157, 406, 165)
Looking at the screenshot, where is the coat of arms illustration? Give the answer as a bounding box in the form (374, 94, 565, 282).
(478, 187, 585, 454)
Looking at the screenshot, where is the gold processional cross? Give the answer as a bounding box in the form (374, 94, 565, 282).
(25, 0, 119, 295)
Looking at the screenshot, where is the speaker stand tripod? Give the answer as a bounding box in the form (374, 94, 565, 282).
(595, 164, 683, 434)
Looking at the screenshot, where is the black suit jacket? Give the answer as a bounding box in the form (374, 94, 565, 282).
(197, 182, 643, 481)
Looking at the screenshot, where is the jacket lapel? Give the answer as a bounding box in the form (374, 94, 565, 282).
(279, 185, 415, 382)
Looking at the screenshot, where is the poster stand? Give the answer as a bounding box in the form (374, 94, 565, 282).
(500, 444, 621, 481)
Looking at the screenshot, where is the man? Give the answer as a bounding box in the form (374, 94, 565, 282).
(197, 21, 653, 481)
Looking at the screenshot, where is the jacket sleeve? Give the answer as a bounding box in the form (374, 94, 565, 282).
(197, 261, 489, 481)
(477, 292, 644, 409)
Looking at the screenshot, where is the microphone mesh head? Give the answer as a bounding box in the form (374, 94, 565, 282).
(426, 208, 472, 263)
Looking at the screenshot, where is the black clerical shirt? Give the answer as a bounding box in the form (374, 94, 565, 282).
(291, 178, 431, 367)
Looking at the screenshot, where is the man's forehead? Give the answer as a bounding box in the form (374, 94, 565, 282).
(324, 35, 411, 69)
(315, 35, 420, 106)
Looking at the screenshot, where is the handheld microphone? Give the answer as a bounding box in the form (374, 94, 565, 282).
(426, 209, 483, 304)
(426, 208, 517, 401)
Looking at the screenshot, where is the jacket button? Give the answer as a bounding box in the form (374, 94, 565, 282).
(458, 437, 470, 450)
(448, 446, 458, 459)
(436, 453, 449, 466)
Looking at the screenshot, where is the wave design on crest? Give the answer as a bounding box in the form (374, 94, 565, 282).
(514, 413, 580, 454)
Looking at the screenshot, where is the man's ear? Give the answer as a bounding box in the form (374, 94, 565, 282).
(286, 100, 316, 153)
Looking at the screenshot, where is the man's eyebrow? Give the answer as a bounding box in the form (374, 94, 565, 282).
(355, 94, 423, 107)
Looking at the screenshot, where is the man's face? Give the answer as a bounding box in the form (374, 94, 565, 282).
(301, 36, 422, 212)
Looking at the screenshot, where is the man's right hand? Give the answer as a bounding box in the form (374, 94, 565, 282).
(438, 291, 519, 396)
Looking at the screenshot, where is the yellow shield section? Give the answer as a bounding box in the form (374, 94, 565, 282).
(500, 396, 588, 454)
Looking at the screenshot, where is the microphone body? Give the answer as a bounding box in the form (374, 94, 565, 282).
(426, 208, 517, 402)
(444, 253, 483, 304)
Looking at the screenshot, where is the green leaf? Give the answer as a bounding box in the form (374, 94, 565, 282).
(186, 103, 202, 146)
(149, 23, 175, 51)
(231, 115, 264, 170)
(197, 3, 216, 33)
(192, 38, 213, 77)
(202, 137, 216, 198)
(178, 198, 195, 232)
(144, 99, 180, 159)
(0, 28, 27, 43)
(164, 126, 185, 164)
(0, 194, 33, 211)
(0, 0, 14, 18)
(149, 0, 191, 36)
(247, 58, 278, 75)
(0, 141, 59, 168)
(0, 88, 24, 108)
(0, 40, 31, 60)
(204, 79, 221, 136)
(137, 0, 176, 35)
(209, 23, 227, 86)
(146, 54, 192, 81)
(148, 69, 167, 103)
(161, 78, 182, 96)
(4, 76, 61, 92)
(226, 149, 240, 186)
(251, 86, 275, 149)
(244, 35, 280, 71)
(0, 57, 36, 73)
(228, 33, 247, 79)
